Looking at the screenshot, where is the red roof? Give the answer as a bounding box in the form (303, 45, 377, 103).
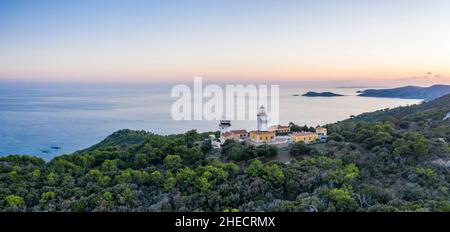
(222, 132, 232, 137)
(222, 130, 247, 137)
(229, 130, 248, 134)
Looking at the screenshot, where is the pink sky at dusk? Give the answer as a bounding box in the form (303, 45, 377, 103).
(1, 0, 449, 86)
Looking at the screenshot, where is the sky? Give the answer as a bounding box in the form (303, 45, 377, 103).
(1, 0, 450, 86)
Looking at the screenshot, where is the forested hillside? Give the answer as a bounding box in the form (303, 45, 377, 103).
(358, 84, 450, 100)
(1, 95, 449, 212)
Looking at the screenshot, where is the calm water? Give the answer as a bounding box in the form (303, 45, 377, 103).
(0, 83, 421, 160)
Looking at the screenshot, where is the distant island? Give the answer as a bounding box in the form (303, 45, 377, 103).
(302, 91, 344, 97)
(358, 84, 450, 100)
(336, 86, 384, 89)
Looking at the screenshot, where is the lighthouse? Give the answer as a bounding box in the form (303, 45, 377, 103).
(257, 105, 268, 131)
(219, 119, 231, 134)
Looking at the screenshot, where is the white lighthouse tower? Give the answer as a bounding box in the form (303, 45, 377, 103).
(257, 105, 268, 131)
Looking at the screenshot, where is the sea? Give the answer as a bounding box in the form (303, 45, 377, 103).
(0, 82, 421, 160)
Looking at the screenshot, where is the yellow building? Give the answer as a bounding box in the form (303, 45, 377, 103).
(315, 127, 327, 136)
(249, 130, 275, 143)
(291, 132, 318, 143)
(268, 125, 290, 134)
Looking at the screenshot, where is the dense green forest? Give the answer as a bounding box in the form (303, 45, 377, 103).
(1, 94, 449, 212)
